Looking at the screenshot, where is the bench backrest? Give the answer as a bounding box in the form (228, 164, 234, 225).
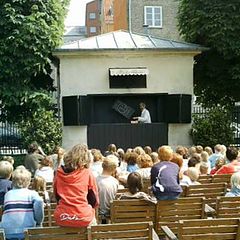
(177, 218, 240, 240)
(89, 222, 153, 240)
(110, 199, 156, 226)
(155, 197, 205, 236)
(43, 203, 57, 227)
(24, 226, 88, 240)
(198, 174, 212, 184)
(0, 230, 5, 240)
(216, 196, 240, 218)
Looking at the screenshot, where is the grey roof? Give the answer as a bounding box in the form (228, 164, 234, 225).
(56, 30, 207, 52)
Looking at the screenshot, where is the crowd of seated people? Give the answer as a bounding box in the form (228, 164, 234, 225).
(0, 142, 239, 239)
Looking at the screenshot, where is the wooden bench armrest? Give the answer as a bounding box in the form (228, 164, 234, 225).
(160, 226, 178, 240)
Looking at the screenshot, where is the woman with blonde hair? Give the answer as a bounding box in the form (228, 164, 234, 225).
(151, 146, 182, 200)
(54, 144, 99, 227)
(136, 154, 153, 179)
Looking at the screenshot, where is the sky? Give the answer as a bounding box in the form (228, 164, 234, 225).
(64, 0, 92, 26)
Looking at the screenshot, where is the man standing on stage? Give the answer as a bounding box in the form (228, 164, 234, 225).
(132, 102, 151, 123)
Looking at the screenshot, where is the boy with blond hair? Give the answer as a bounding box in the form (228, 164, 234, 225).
(0, 168, 44, 240)
(0, 161, 13, 205)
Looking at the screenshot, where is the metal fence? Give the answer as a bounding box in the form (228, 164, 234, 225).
(0, 122, 26, 155)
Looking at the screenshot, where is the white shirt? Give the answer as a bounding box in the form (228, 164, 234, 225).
(138, 109, 151, 123)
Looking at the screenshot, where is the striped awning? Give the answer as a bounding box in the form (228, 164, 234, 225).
(109, 68, 149, 76)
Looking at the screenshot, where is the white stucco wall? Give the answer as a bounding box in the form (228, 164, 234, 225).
(56, 50, 197, 149)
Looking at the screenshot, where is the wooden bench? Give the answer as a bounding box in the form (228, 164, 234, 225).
(43, 203, 57, 227)
(24, 222, 153, 240)
(110, 199, 156, 227)
(216, 196, 240, 218)
(24, 226, 88, 240)
(155, 197, 206, 236)
(161, 218, 240, 240)
(198, 174, 212, 184)
(184, 182, 227, 208)
(89, 222, 153, 240)
(0, 230, 5, 240)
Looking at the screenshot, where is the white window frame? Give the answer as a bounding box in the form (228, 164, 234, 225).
(90, 26, 97, 33)
(89, 12, 96, 20)
(144, 6, 163, 28)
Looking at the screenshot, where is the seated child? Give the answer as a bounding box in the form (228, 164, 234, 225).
(96, 156, 119, 222)
(0, 161, 13, 205)
(0, 168, 44, 240)
(225, 172, 240, 197)
(35, 156, 54, 183)
(180, 167, 200, 186)
(32, 176, 50, 204)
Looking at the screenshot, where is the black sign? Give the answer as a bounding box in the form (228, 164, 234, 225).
(112, 100, 135, 119)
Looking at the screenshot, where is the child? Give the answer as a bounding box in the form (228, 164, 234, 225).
(125, 152, 139, 173)
(2, 156, 14, 166)
(35, 156, 54, 183)
(225, 172, 240, 197)
(0, 168, 44, 240)
(54, 144, 99, 227)
(0, 161, 13, 205)
(32, 176, 50, 204)
(96, 156, 119, 222)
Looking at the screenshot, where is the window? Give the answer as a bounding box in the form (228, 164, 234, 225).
(90, 27, 96, 33)
(144, 6, 162, 28)
(89, 12, 96, 20)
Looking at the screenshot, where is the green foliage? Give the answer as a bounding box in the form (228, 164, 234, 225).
(18, 109, 62, 155)
(178, 0, 240, 107)
(191, 106, 234, 148)
(0, 0, 69, 121)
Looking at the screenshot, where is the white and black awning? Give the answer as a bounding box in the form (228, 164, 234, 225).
(109, 68, 149, 76)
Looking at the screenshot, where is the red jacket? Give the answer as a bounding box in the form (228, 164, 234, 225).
(215, 161, 240, 175)
(54, 167, 99, 227)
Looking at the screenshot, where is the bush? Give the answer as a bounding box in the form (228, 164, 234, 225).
(191, 106, 234, 148)
(18, 109, 62, 155)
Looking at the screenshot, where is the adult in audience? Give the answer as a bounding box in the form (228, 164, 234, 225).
(151, 146, 182, 200)
(210, 156, 225, 175)
(0, 168, 44, 240)
(24, 142, 44, 175)
(54, 144, 99, 227)
(215, 147, 240, 174)
(225, 172, 240, 197)
(181, 167, 201, 186)
(209, 144, 224, 168)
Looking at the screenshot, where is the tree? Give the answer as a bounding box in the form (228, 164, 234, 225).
(178, 1, 240, 107)
(0, 0, 69, 121)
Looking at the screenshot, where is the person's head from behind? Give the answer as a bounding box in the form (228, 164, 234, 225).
(204, 146, 213, 156)
(196, 145, 203, 154)
(12, 168, 31, 189)
(102, 156, 118, 176)
(150, 152, 159, 164)
(158, 145, 173, 162)
(92, 149, 103, 162)
(200, 162, 209, 175)
(175, 146, 185, 157)
(137, 154, 153, 168)
(117, 148, 125, 159)
(214, 144, 223, 154)
(32, 176, 46, 192)
(27, 142, 39, 154)
(125, 152, 138, 166)
(187, 167, 199, 182)
(215, 156, 225, 170)
(188, 146, 196, 157)
(2, 156, 14, 166)
(226, 147, 238, 162)
(0, 161, 13, 179)
(170, 153, 183, 169)
(133, 146, 145, 155)
(144, 146, 152, 155)
(64, 144, 91, 171)
(127, 172, 143, 195)
(107, 144, 117, 153)
(188, 156, 200, 168)
(139, 102, 146, 111)
(230, 172, 240, 190)
(201, 151, 209, 162)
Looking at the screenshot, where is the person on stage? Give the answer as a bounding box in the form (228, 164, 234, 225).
(132, 102, 151, 124)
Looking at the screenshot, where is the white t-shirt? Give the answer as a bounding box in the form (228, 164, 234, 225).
(35, 166, 54, 183)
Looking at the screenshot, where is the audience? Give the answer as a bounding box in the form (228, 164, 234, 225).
(181, 167, 200, 186)
(90, 149, 103, 178)
(54, 144, 99, 227)
(210, 156, 226, 175)
(35, 156, 54, 183)
(0, 168, 44, 240)
(0, 161, 13, 205)
(151, 146, 182, 200)
(136, 154, 153, 179)
(125, 152, 139, 173)
(32, 176, 50, 204)
(209, 144, 224, 168)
